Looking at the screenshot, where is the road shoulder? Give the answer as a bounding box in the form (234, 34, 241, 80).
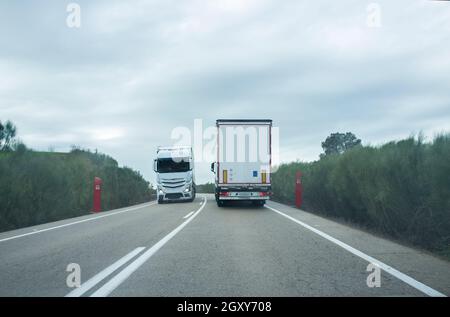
(266, 201, 450, 296)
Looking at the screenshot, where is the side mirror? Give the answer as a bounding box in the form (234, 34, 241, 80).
(153, 159, 157, 172)
(211, 162, 215, 173)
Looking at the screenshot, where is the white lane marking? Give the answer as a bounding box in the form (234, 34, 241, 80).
(65, 247, 146, 297)
(91, 197, 207, 297)
(0, 202, 157, 243)
(183, 211, 194, 219)
(265, 205, 446, 297)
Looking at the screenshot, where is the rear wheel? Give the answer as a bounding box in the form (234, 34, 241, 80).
(252, 200, 265, 207)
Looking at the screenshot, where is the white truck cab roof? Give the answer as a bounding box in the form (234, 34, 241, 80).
(156, 146, 192, 160)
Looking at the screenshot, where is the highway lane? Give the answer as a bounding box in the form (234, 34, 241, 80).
(0, 199, 205, 296)
(0, 194, 448, 296)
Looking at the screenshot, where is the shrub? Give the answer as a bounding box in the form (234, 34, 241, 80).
(272, 134, 450, 253)
(0, 149, 154, 232)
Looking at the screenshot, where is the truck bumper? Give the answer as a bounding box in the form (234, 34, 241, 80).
(215, 185, 271, 201)
(158, 187, 195, 202)
(219, 197, 269, 200)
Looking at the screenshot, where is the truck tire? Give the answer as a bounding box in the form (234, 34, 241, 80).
(191, 187, 196, 202)
(217, 200, 225, 207)
(252, 200, 265, 207)
(158, 196, 163, 204)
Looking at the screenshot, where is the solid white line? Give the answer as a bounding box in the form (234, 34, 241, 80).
(65, 247, 146, 297)
(265, 204, 446, 297)
(90, 197, 207, 297)
(0, 202, 157, 243)
(183, 211, 194, 219)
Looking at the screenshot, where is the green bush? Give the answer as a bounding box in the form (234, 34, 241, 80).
(272, 134, 450, 253)
(0, 149, 154, 232)
(196, 182, 215, 194)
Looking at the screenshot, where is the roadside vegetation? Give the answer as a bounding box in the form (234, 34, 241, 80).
(0, 120, 154, 232)
(196, 182, 215, 193)
(272, 132, 450, 258)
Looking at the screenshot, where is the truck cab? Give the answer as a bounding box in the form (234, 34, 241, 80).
(154, 146, 196, 204)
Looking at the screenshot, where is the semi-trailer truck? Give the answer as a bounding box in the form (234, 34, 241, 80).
(211, 119, 272, 207)
(154, 146, 196, 204)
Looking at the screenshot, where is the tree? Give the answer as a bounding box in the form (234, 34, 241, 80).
(0, 120, 17, 151)
(321, 132, 361, 158)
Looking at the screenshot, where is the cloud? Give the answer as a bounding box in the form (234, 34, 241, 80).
(0, 0, 450, 183)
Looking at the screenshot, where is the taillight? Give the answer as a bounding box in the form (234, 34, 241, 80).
(259, 192, 270, 197)
(220, 192, 229, 197)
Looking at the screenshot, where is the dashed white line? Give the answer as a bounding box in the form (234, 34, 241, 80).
(183, 211, 195, 219)
(65, 247, 146, 297)
(90, 197, 207, 297)
(0, 202, 157, 243)
(265, 204, 446, 297)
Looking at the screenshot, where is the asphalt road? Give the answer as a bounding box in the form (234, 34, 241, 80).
(0, 194, 449, 297)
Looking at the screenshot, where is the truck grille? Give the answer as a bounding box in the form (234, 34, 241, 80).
(161, 178, 185, 188)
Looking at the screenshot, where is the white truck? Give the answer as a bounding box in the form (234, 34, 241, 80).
(154, 146, 196, 204)
(211, 119, 272, 207)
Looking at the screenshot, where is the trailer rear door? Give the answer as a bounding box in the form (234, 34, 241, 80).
(217, 120, 271, 185)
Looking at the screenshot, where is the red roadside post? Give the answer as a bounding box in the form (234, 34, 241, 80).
(93, 177, 102, 213)
(295, 171, 302, 209)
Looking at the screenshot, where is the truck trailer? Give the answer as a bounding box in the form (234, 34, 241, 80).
(211, 119, 272, 207)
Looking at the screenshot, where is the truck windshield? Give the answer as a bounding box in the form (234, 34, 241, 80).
(157, 158, 190, 173)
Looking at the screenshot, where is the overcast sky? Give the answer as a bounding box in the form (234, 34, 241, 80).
(1, 0, 449, 184)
